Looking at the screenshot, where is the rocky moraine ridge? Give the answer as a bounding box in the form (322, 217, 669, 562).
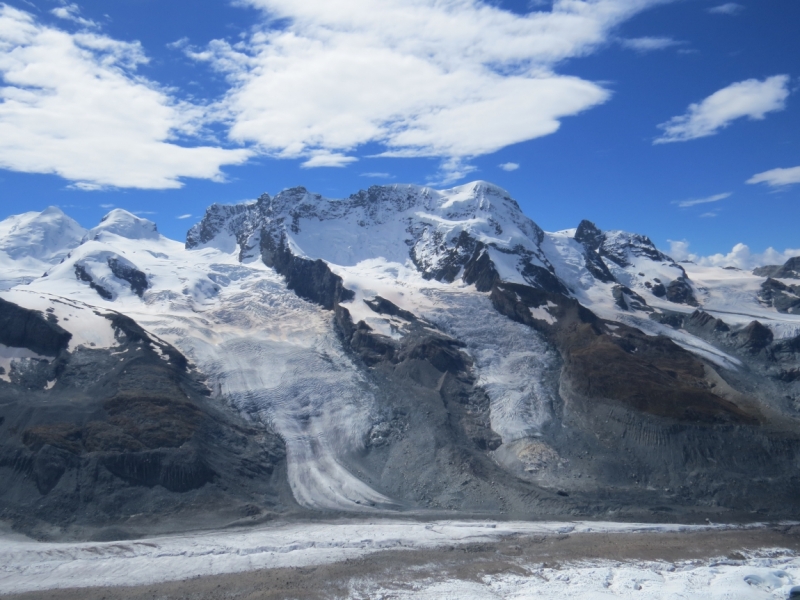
(1, 181, 799, 540)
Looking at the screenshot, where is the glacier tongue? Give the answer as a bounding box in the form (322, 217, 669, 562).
(135, 262, 394, 511)
(421, 288, 560, 442)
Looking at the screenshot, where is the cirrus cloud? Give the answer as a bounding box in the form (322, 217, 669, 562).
(50, 3, 98, 28)
(672, 192, 731, 208)
(190, 0, 672, 181)
(0, 5, 252, 190)
(654, 75, 790, 144)
(747, 166, 800, 188)
(619, 36, 683, 52)
(708, 3, 744, 15)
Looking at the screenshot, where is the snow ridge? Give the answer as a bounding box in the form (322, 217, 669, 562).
(187, 181, 556, 288)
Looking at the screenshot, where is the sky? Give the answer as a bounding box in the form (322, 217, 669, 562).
(0, 0, 798, 268)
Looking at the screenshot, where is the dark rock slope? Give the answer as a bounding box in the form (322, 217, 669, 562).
(489, 281, 800, 518)
(0, 299, 296, 541)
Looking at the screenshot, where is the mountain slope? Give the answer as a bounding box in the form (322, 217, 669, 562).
(1, 183, 799, 539)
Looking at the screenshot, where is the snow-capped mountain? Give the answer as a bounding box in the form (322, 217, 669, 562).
(0, 206, 86, 289)
(1, 182, 799, 540)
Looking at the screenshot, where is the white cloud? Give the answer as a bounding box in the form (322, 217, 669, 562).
(673, 192, 730, 208)
(620, 36, 682, 52)
(360, 172, 393, 178)
(68, 182, 105, 191)
(191, 0, 671, 180)
(747, 165, 800, 188)
(429, 157, 478, 186)
(655, 75, 790, 143)
(499, 162, 520, 171)
(177, 213, 193, 219)
(132, 210, 157, 215)
(708, 3, 744, 15)
(668, 240, 800, 269)
(50, 3, 98, 28)
(0, 6, 252, 189)
(99, 203, 115, 208)
(300, 151, 358, 168)
(699, 211, 718, 218)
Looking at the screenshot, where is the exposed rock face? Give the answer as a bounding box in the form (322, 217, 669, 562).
(0, 297, 72, 356)
(733, 321, 775, 353)
(107, 257, 148, 298)
(686, 310, 730, 335)
(0, 298, 294, 540)
(489, 281, 800, 516)
(597, 230, 672, 268)
(461, 243, 501, 291)
(759, 278, 800, 314)
(260, 231, 354, 310)
(573, 221, 618, 283)
(574, 220, 605, 250)
(185, 201, 256, 253)
(754, 256, 800, 279)
(612, 285, 651, 312)
(490, 282, 754, 424)
(651, 282, 667, 297)
(74, 264, 113, 300)
(665, 277, 698, 306)
(573, 220, 697, 304)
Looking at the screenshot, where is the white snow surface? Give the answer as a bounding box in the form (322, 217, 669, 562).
(83, 208, 161, 243)
(683, 263, 800, 338)
(0, 520, 797, 598)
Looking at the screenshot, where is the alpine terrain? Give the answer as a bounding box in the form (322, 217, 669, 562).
(1, 181, 799, 541)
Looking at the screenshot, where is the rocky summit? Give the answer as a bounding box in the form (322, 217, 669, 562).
(1, 181, 799, 541)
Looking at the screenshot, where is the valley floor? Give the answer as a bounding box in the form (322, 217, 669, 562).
(1, 519, 799, 599)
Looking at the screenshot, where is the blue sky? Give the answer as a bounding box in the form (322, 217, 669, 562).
(0, 0, 797, 267)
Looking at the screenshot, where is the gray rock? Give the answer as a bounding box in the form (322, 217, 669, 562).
(759, 278, 800, 314)
(0, 297, 72, 356)
(574, 219, 605, 251)
(753, 256, 800, 279)
(666, 277, 698, 306)
(74, 263, 113, 300)
(107, 257, 148, 297)
(733, 321, 774, 353)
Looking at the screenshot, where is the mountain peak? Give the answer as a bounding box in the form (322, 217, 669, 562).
(0, 206, 86, 261)
(574, 220, 604, 250)
(86, 209, 160, 242)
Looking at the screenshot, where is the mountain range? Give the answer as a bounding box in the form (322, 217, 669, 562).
(1, 181, 799, 541)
